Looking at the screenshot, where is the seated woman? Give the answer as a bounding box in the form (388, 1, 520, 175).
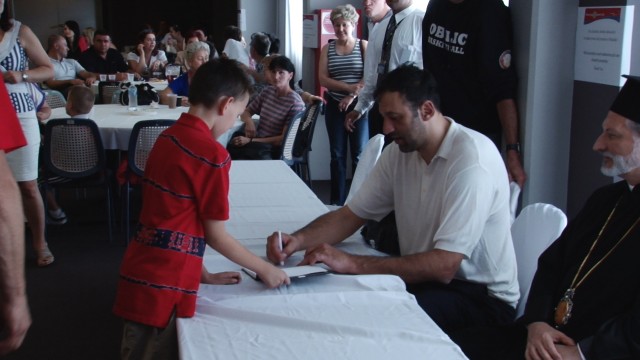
(127, 29, 167, 79)
(227, 56, 304, 160)
(159, 41, 209, 106)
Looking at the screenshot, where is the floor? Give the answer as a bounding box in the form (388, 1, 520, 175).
(5, 179, 331, 360)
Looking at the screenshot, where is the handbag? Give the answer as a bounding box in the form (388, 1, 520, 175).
(119, 82, 160, 106)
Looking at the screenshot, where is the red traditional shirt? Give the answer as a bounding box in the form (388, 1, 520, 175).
(0, 77, 26, 152)
(113, 113, 231, 328)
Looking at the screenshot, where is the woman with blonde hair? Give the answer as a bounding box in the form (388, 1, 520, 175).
(319, 4, 368, 205)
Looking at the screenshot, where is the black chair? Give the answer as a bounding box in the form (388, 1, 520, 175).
(122, 119, 176, 243)
(42, 118, 114, 241)
(97, 81, 121, 104)
(43, 89, 67, 108)
(281, 100, 323, 186)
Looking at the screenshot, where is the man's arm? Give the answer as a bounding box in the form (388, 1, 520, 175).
(497, 98, 527, 187)
(0, 151, 31, 355)
(301, 245, 464, 284)
(266, 206, 366, 264)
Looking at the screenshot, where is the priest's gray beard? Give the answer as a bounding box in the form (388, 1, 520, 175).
(601, 135, 640, 177)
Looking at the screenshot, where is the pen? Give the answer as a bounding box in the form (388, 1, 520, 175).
(278, 231, 284, 266)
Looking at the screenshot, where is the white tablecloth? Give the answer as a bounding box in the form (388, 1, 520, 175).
(178, 160, 468, 360)
(50, 104, 243, 150)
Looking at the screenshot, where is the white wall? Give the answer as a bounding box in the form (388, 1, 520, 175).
(239, 0, 278, 42)
(14, 0, 97, 48)
(511, 0, 576, 211)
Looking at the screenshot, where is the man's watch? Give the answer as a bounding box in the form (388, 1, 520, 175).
(506, 143, 521, 153)
(21, 72, 29, 82)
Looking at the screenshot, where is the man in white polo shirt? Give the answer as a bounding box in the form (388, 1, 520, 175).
(45, 34, 96, 96)
(268, 64, 519, 334)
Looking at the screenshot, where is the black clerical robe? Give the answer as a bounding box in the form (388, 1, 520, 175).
(521, 181, 640, 359)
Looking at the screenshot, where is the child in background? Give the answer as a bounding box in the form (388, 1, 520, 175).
(113, 59, 289, 359)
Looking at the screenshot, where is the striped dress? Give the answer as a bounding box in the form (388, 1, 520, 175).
(326, 39, 364, 102)
(0, 20, 40, 181)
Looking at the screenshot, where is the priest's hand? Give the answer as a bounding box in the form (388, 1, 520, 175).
(555, 344, 581, 360)
(525, 322, 575, 360)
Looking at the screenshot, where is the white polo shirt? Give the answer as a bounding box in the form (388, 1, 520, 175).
(50, 57, 85, 80)
(348, 118, 519, 307)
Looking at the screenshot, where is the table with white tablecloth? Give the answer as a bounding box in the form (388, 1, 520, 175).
(50, 104, 243, 150)
(177, 160, 468, 360)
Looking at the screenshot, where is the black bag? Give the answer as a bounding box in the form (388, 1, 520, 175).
(361, 211, 400, 256)
(119, 82, 160, 106)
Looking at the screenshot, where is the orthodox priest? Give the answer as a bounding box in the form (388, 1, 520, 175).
(453, 75, 640, 360)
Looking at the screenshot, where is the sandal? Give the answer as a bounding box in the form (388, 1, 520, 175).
(36, 244, 55, 267)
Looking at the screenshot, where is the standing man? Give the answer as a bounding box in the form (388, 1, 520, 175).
(44, 35, 96, 96)
(346, 0, 424, 138)
(0, 77, 31, 355)
(422, 0, 526, 187)
(362, 0, 392, 41)
(77, 29, 129, 81)
(453, 75, 640, 360)
(269, 65, 519, 334)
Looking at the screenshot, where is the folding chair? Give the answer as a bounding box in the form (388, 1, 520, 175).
(42, 118, 114, 241)
(98, 81, 121, 104)
(281, 100, 323, 186)
(511, 203, 568, 317)
(122, 119, 176, 243)
(43, 89, 67, 108)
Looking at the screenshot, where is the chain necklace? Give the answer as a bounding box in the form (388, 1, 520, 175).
(554, 196, 640, 327)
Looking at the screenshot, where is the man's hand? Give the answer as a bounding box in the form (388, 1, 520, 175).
(506, 151, 527, 188)
(555, 344, 582, 360)
(525, 322, 575, 360)
(344, 110, 362, 132)
(84, 76, 96, 86)
(299, 243, 355, 274)
(266, 232, 301, 265)
(0, 295, 31, 356)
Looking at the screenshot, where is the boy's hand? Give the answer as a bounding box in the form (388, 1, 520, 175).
(258, 265, 290, 288)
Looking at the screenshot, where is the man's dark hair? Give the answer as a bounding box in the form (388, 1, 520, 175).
(189, 58, 252, 109)
(250, 32, 270, 57)
(374, 64, 441, 113)
(269, 55, 296, 90)
(94, 29, 111, 39)
(224, 26, 242, 42)
(47, 34, 64, 52)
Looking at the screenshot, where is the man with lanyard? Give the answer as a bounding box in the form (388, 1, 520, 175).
(346, 0, 424, 138)
(453, 75, 640, 359)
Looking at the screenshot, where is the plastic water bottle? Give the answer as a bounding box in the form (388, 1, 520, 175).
(128, 83, 138, 111)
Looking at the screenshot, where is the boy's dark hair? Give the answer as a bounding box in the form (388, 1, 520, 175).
(374, 64, 441, 113)
(67, 85, 95, 115)
(267, 34, 280, 54)
(189, 58, 252, 108)
(250, 32, 270, 57)
(268, 55, 296, 90)
(224, 26, 242, 42)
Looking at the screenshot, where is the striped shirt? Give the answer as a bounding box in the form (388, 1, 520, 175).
(327, 39, 364, 102)
(247, 85, 305, 138)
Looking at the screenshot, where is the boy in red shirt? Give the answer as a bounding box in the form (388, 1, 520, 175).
(114, 59, 289, 359)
